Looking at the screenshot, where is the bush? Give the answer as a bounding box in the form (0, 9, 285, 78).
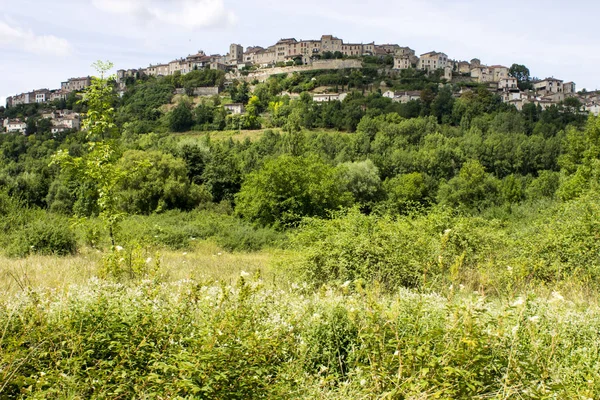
(292, 209, 443, 289)
(8, 214, 77, 257)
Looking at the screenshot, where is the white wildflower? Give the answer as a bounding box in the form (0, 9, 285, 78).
(551, 291, 564, 302)
(115, 245, 124, 252)
(512, 324, 520, 336)
(240, 270, 250, 277)
(341, 280, 351, 288)
(360, 379, 367, 386)
(182, 252, 187, 256)
(528, 315, 540, 323)
(394, 350, 400, 356)
(511, 297, 525, 307)
(146, 257, 152, 264)
(217, 252, 222, 256)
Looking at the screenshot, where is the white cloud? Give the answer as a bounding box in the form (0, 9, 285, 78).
(91, 0, 236, 29)
(0, 20, 72, 56)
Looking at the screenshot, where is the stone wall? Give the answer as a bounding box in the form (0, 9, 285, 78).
(174, 87, 220, 96)
(229, 59, 363, 82)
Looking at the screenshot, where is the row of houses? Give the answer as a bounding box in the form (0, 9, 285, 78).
(125, 35, 419, 80)
(2, 110, 80, 134)
(6, 77, 91, 108)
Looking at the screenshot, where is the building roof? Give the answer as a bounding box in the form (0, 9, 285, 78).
(277, 38, 298, 44)
(420, 51, 447, 57)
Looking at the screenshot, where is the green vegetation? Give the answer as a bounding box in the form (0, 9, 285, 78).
(2, 62, 600, 398)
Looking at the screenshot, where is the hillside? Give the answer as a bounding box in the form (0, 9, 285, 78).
(2, 64, 600, 398)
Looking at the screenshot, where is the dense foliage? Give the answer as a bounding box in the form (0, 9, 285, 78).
(2, 64, 600, 398)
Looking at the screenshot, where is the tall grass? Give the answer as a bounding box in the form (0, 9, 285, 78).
(1, 277, 599, 399)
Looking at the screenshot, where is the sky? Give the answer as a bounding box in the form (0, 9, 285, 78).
(1, 0, 599, 106)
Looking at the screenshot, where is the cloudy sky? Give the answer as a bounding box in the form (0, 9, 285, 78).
(1, 0, 599, 106)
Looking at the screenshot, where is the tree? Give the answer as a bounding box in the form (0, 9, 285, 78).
(117, 150, 210, 214)
(437, 159, 500, 211)
(235, 155, 352, 227)
(51, 60, 124, 246)
(509, 64, 533, 91)
(384, 172, 434, 211)
(168, 100, 194, 132)
(337, 160, 383, 208)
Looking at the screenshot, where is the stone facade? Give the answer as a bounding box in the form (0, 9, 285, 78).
(224, 103, 245, 114)
(229, 44, 243, 65)
(418, 51, 449, 72)
(3, 118, 27, 134)
(313, 93, 348, 102)
(533, 78, 564, 94)
(383, 90, 422, 103)
(61, 77, 91, 93)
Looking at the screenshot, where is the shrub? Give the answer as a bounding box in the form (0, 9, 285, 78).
(8, 214, 77, 257)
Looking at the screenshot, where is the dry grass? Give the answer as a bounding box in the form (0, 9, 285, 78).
(175, 128, 275, 142)
(0, 241, 296, 296)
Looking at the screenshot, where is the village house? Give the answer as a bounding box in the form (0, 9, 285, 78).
(61, 77, 91, 93)
(224, 103, 245, 114)
(563, 82, 576, 95)
(418, 51, 449, 72)
(144, 63, 170, 77)
(52, 114, 80, 131)
(49, 90, 67, 102)
(312, 93, 348, 102)
(455, 61, 472, 74)
(7, 92, 31, 107)
(393, 54, 419, 70)
(382, 90, 422, 103)
(498, 77, 519, 91)
(586, 102, 600, 116)
(228, 44, 244, 65)
(533, 78, 564, 95)
(3, 118, 27, 134)
(320, 35, 343, 54)
(501, 90, 523, 104)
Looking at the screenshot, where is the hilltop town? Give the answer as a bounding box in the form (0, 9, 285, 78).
(3, 34, 600, 133)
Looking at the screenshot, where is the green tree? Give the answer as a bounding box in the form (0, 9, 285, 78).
(51, 60, 124, 246)
(168, 100, 194, 132)
(437, 159, 500, 211)
(337, 160, 383, 208)
(509, 64, 533, 91)
(235, 155, 352, 227)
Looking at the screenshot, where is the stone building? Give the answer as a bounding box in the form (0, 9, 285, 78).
(563, 82, 576, 95)
(61, 77, 91, 93)
(383, 90, 422, 103)
(418, 51, 449, 72)
(498, 77, 518, 91)
(229, 44, 244, 65)
(586, 102, 600, 116)
(313, 93, 348, 102)
(533, 78, 564, 95)
(224, 103, 245, 114)
(393, 54, 419, 70)
(320, 35, 343, 54)
(455, 61, 471, 74)
(3, 118, 27, 133)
